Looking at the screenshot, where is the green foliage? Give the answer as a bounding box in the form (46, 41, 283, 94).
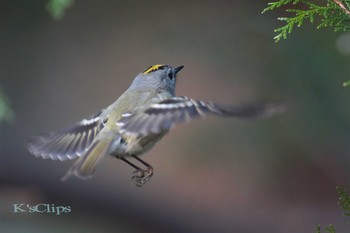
(316, 224, 336, 233)
(262, 0, 350, 42)
(46, 0, 74, 20)
(262, 0, 304, 13)
(315, 187, 350, 233)
(0, 87, 14, 124)
(342, 80, 350, 87)
(337, 186, 350, 218)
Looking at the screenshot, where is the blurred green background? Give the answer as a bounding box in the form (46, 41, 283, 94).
(1, 0, 350, 232)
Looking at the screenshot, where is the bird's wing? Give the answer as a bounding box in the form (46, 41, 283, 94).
(117, 96, 283, 136)
(27, 111, 107, 161)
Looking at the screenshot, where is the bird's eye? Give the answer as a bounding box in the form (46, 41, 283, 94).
(168, 72, 173, 80)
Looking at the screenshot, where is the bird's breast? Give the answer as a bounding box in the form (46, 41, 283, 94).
(110, 131, 167, 158)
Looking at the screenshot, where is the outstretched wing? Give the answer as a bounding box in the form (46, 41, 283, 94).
(27, 111, 106, 161)
(117, 96, 283, 136)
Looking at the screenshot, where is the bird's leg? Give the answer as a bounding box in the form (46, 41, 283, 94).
(119, 156, 153, 187)
(132, 155, 153, 178)
(131, 155, 153, 187)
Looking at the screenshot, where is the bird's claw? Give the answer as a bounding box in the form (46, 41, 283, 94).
(131, 168, 153, 187)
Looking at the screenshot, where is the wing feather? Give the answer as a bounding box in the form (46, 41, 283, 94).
(27, 111, 106, 161)
(117, 96, 283, 136)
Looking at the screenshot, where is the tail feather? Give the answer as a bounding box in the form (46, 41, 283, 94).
(61, 138, 113, 181)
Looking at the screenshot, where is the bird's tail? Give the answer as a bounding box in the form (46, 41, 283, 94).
(61, 137, 113, 181)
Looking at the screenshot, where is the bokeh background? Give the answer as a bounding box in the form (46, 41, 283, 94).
(1, 0, 350, 232)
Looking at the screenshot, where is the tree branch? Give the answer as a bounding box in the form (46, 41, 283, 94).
(334, 0, 350, 16)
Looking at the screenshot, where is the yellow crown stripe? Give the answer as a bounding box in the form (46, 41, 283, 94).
(143, 64, 165, 74)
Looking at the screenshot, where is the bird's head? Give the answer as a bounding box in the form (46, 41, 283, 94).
(129, 64, 184, 96)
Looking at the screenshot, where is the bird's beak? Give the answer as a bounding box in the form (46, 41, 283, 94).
(174, 65, 184, 74)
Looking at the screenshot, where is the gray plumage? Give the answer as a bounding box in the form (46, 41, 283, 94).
(27, 64, 282, 185)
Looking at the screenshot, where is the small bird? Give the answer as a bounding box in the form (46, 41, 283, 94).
(28, 64, 282, 187)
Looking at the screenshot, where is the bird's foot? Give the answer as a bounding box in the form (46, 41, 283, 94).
(131, 168, 153, 187)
